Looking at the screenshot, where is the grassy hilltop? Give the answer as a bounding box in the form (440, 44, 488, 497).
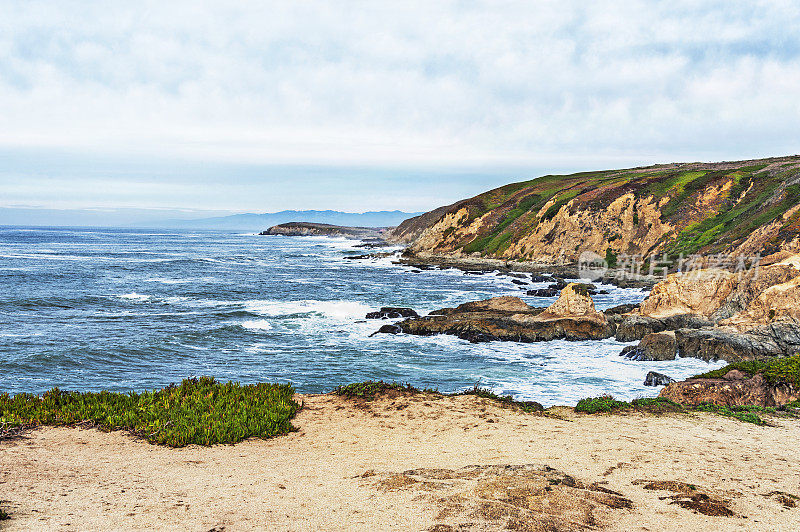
(390, 155, 800, 263)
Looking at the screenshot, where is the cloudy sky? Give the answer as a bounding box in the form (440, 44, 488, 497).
(2, 1, 799, 217)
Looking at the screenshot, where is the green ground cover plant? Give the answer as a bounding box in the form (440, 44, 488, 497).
(0, 377, 299, 447)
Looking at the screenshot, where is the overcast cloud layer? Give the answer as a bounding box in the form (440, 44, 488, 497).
(1, 1, 799, 214)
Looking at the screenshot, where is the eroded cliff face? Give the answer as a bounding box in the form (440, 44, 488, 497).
(621, 256, 800, 361)
(387, 156, 800, 264)
(639, 260, 800, 328)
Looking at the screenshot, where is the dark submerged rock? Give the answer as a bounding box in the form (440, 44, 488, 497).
(644, 371, 676, 386)
(527, 288, 560, 297)
(366, 307, 419, 320)
(369, 324, 403, 337)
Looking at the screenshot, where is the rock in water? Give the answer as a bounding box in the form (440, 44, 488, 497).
(644, 371, 675, 386)
(369, 324, 402, 337)
(620, 331, 677, 361)
(615, 314, 712, 342)
(365, 307, 419, 319)
(533, 283, 608, 326)
(396, 286, 613, 343)
(527, 288, 560, 297)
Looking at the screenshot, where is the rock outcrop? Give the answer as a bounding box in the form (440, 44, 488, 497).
(261, 222, 384, 239)
(386, 287, 614, 343)
(621, 331, 677, 361)
(660, 369, 800, 407)
(615, 314, 712, 343)
(619, 257, 800, 361)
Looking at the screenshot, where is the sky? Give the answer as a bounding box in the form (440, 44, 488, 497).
(1, 0, 799, 220)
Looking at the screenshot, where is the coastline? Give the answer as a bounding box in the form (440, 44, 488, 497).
(3, 391, 798, 530)
(395, 251, 659, 290)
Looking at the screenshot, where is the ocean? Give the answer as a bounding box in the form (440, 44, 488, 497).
(0, 226, 723, 405)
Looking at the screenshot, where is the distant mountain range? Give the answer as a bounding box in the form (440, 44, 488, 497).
(157, 210, 422, 230)
(0, 207, 421, 230)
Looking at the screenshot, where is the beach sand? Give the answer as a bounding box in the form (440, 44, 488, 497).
(2, 392, 799, 531)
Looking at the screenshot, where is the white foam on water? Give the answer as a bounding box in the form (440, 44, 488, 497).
(143, 277, 193, 284)
(471, 338, 725, 406)
(143, 276, 218, 285)
(117, 292, 151, 301)
(243, 299, 373, 320)
(240, 319, 274, 331)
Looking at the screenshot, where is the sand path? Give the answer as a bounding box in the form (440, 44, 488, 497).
(1, 392, 799, 531)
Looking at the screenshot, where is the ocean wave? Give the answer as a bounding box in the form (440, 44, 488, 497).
(243, 299, 372, 320)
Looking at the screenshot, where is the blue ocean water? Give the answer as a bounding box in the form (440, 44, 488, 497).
(0, 226, 723, 405)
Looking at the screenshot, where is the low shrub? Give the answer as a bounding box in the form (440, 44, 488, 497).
(333, 381, 421, 400)
(575, 395, 627, 413)
(0, 377, 299, 447)
(694, 402, 768, 425)
(456, 385, 543, 412)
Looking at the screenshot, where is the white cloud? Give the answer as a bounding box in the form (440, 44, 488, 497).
(0, 0, 799, 210)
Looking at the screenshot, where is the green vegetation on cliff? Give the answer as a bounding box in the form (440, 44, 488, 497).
(392, 155, 800, 262)
(0, 377, 299, 447)
(692, 355, 800, 387)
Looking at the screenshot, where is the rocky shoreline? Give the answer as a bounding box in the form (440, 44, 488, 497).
(261, 229, 800, 409)
(369, 252, 800, 363)
(396, 250, 659, 289)
(360, 247, 800, 407)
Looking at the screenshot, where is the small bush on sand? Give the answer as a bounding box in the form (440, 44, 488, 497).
(456, 385, 543, 412)
(629, 397, 683, 414)
(0, 377, 299, 447)
(694, 403, 768, 425)
(575, 395, 627, 413)
(333, 381, 421, 400)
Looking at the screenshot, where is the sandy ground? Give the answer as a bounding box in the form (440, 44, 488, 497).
(2, 392, 799, 531)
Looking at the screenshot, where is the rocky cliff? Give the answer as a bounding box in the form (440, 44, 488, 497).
(618, 254, 800, 361)
(387, 155, 800, 264)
